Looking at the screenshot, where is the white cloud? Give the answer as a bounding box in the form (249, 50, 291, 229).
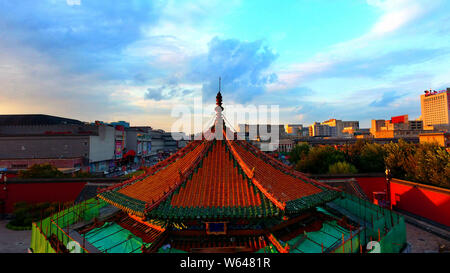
(66, 0, 81, 6)
(367, 0, 437, 35)
(131, 0, 241, 69)
(268, 0, 442, 92)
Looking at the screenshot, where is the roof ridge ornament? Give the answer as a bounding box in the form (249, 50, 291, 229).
(216, 77, 223, 110)
(213, 77, 225, 140)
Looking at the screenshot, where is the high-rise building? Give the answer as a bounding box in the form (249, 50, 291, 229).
(309, 122, 333, 137)
(420, 88, 450, 130)
(321, 119, 343, 137)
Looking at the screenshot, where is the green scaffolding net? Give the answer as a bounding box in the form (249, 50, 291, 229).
(284, 220, 358, 253)
(84, 222, 151, 253)
(30, 198, 109, 253)
(329, 192, 407, 253)
(30, 192, 407, 253)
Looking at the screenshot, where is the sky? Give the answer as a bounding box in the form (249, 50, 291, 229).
(0, 0, 449, 131)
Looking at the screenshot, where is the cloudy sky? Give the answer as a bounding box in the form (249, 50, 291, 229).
(0, 0, 449, 131)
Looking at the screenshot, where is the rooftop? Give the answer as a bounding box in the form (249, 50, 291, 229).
(0, 114, 84, 126)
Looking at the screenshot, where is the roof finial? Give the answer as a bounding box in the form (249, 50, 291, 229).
(216, 77, 223, 110)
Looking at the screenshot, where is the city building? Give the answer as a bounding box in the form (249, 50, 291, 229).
(285, 124, 303, 136)
(238, 124, 286, 151)
(30, 91, 407, 253)
(113, 125, 126, 166)
(308, 119, 360, 138)
(147, 129, 186, 159)
(320, 119, 359, 138)
(419, 132, 450, 147)
(109, 121, 130, 128)
(420, 88, 450, 130)
(354, 129, 373, 139)
(239, 124, 286, 140)
(277, 138, 294, 153)
(370, 115, 427, 139)
(309, 122, 334, 137)
(320, 119, 342, 137)
(162, 132, 179, 153)
(148, 129, 165, 157)
(125, 127, 152, 165)
(0, 115, 116, 173)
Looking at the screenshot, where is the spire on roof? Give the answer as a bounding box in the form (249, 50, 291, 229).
(216, 77, 223, 110)
(213, 77, 225, 139)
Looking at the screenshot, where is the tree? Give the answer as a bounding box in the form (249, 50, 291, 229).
(328, 161, 358, 174)
(359, 143, 385, 173)
(288, 142, 310, 164)
(296, 145, 346, 174)
(383, 139, 416, 180)
(413, 143, 450, 189)
(343, 139, 367, 169)
(18, 164, 65, 179)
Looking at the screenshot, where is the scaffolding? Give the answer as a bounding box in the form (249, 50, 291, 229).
(83, 222, 151, 253)
(30, 198, 108, 253)
(30, 193, 407, 253)
(326, 192, 406, 253)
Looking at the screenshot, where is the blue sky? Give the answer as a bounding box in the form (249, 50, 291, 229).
(0, 0, 449, 131)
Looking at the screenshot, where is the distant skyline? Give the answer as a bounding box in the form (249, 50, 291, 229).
(0, 0, 449, 131)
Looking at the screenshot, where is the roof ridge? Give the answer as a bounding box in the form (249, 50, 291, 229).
(224, 138, 286, 211)
(142, 140, 213, 214)
(97, 140, 212, 216)
(146, 139, 281, 219)
(98, 140, 202, 194)
(238, 140, 338, 192)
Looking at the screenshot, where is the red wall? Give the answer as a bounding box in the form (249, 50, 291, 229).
(355, 177, 387, 202)
(0, 181, 87, 213)
(390, 179, 450, 227)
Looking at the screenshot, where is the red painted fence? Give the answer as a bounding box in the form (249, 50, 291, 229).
(0, 178, 123, 214)
(354, 177, 387, 202)
(0, 181, 87, 213)
(390, 179, 450, 227)
(314, 174, 449, 227)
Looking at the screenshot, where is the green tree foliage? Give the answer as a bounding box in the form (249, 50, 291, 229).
(328, 161, 358, 174)
(287, 139, 449, 189)
(288, 142, 310, 164)
(383, 139, 416, 180)
(413, 143, 450, 189)
(8, 202, 69, 229)
(18, 164, 100, 179)
(359, 143, 386, 173)
(343, 139, 367, 169)
(18, 164, 65, 179)
(296, 146, 346, 174)
(121, 169, 145, 179)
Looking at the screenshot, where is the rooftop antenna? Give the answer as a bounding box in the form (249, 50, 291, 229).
(219, 77, 221, 92)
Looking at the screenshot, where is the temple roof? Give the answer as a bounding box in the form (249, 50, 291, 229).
(97, 91, 340, 220)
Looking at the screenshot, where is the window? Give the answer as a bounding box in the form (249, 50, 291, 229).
(206, 222, 227, 235)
